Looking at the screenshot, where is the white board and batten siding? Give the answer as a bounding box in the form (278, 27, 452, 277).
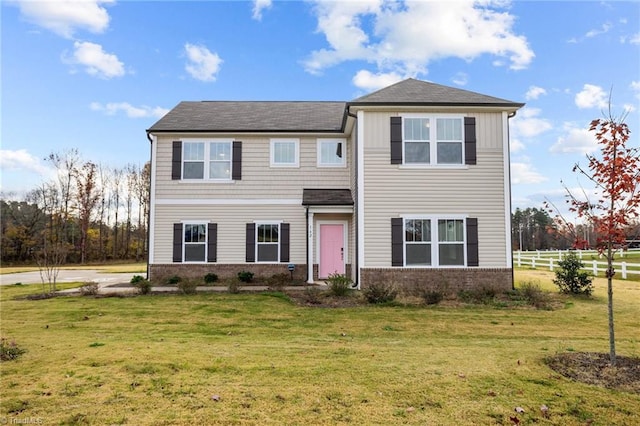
(360, 111, 509, 268)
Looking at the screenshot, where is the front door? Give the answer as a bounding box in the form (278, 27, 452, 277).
(319, 223, 345, 278)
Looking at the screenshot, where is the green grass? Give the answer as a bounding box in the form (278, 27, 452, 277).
(1, 272, 639, 425)
(0, 262, 147, 275)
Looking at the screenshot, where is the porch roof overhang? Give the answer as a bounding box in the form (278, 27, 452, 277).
(302, 189, 354, 214)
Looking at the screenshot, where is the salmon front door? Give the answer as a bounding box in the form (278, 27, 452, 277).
(319, 223, 345, 278)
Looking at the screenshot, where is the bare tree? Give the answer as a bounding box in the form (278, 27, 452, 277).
(111, 167, 123, 259)
(75, 161, 100, 264)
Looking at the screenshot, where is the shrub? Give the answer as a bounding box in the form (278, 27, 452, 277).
(266, 273, 291, 291)
(517, 280, 552, 309)
(458, 287, 496, 304)
(167, 275, 182, 285)
(422, 290, 444, 305)
(553, 251, 593, 296)
(130, 275, 145, 284)
(237, 271, 254, 283)
(135, 279, 152, 295)
(80, 282, 99, 296)
(326, 273, 353, 297)
(363, 282, 397, 304)
(204, 273, 218, 284)
(227, 278, 241, 294)
(1, 338, 26, 362)
(302, 285, 323, 304)
(177, 279, 198, 295)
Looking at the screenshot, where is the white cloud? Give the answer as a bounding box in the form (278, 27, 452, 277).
(303, 0, 534, 78)
(631, 81, 640, 100)
(585, 22, 611, 38)
(0, 149, 53, 176)
(510, 138, 525, 153)
(184, 43, 223, 82)
(525, 85, 547, 100)
(511, 162, 547, 184)
(630, 33, 640, 44)
(549, 124, 596, 154)
(510, 107, 553, 138)
(574, 84, 608, 109)
(65, 41, 125, 79)
(252, 0, 272, 21)
(451, 72, 468, 86)
(90, 102, 169, 119)
(352, 70, 403, 92)
(12, 0, 113, 38)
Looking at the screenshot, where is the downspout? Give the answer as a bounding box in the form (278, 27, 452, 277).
(506, 111, 517, 290)
(146, 131, 153, 281)
(305, 206, 309, 283)
(346, 106, 359, 288)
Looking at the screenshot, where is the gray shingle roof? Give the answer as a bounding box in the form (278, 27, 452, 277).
(350, 78, 523, 107)
(302, 189, 354, 206)
(148, 101, 347, 133)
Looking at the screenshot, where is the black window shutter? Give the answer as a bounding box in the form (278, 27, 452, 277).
(207, 223, 217, 263)
(464, 117, 477, 165)
(246, 223, 255, 262)
(172, 141, 182, 180)
(390, 117, 403, 164)
(466, 218, 479, 266)
(172, 223, 182, 262)
(280, 223, 290, 263)
(232, 141, 242, 180)
(391, 218, 404, 266)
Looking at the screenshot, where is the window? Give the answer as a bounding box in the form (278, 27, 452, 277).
(184, 223, 206, 262)
(402, 115, 463, 165)
(317, 139, 346, 167)
(182, 141, 232, 180)
(271, 139, 299, 167)
(256, 223, 279, 262)
(403, 217, 466, 266)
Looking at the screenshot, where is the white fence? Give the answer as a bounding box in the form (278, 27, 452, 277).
(514, 249, 640, 280)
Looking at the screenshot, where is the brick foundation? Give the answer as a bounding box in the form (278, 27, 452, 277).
(360, 268, 513, 293)
(149, 263, 308, 283)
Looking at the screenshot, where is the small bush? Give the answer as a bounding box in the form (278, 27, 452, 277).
(1, 338, 27, 362)
(79, 282, 99, 296)
(302, 285, 323, 304)
(177, 279, 198, 295)
(422, 290, 444, 305)
(130, 275, 145, 284)
(266, 273, 291, 290)
(227, 278, 241, 294)
(237, 271, 254, 283)
(135, 279, 152, 295)
(363, 282, 397, 304)
(553, 251, 593, 296)
(204, 273, 219, 284)
(517, 280, 552, 309)
(167, 275, 182, 285)
(458, 287, 496, 304)
(326, 273, 353, 297)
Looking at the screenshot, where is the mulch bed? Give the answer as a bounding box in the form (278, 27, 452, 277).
(546, 352, 640, 394)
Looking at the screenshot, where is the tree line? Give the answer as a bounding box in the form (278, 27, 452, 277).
(1, 149, 150, 265)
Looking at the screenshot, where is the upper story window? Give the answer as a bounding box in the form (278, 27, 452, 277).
(317, 138, 346, 167)
(271, 139, 299, 167)
(182, 141, 232, 180)
(402, 115, 464, 165)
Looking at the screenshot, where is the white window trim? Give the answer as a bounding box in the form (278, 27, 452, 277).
(182, 220, 209, 264)
(181, 138, 233, 182)
(317, 138, 346, 168)
(254, 221, 282, 263)
(401, 215, 468, 268)
(270, 138, 300, 168)
(401, 114, 465, 166)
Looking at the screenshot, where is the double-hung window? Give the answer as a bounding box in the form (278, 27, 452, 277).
(403, 217, 466, 266)
(317, 138, 346, 167)
(182, 140, 232, 180)
(403, 115, 464, 165)
(184, 223, 207, 262)
(256, 223, 280, 262)
(271, 139, 299, 167)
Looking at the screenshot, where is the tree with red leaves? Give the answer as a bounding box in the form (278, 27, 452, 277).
(551, 109, 639, 366)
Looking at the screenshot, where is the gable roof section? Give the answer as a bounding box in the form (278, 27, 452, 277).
(349, 78, 524, 108)
(148, 101, 347, 133)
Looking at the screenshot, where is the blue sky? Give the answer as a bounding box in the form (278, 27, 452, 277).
(1, 0, 639, 217)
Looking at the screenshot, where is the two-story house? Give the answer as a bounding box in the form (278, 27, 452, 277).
(146, 78, 523, 291)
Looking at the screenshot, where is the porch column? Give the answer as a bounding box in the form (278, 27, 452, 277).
(307, 211, 314, 283)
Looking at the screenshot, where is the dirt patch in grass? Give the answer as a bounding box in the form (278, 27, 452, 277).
(546, 352, 640, 394)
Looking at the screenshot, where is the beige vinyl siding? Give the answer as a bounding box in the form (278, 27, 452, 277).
(154, 134, 351, 200)
(153, 204, 307, 264)
(361, 111, 508, 267)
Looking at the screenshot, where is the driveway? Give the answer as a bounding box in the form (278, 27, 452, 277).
(0, 269, 143, 286)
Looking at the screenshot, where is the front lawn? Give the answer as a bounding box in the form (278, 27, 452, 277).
(0, 271, 638, 425)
